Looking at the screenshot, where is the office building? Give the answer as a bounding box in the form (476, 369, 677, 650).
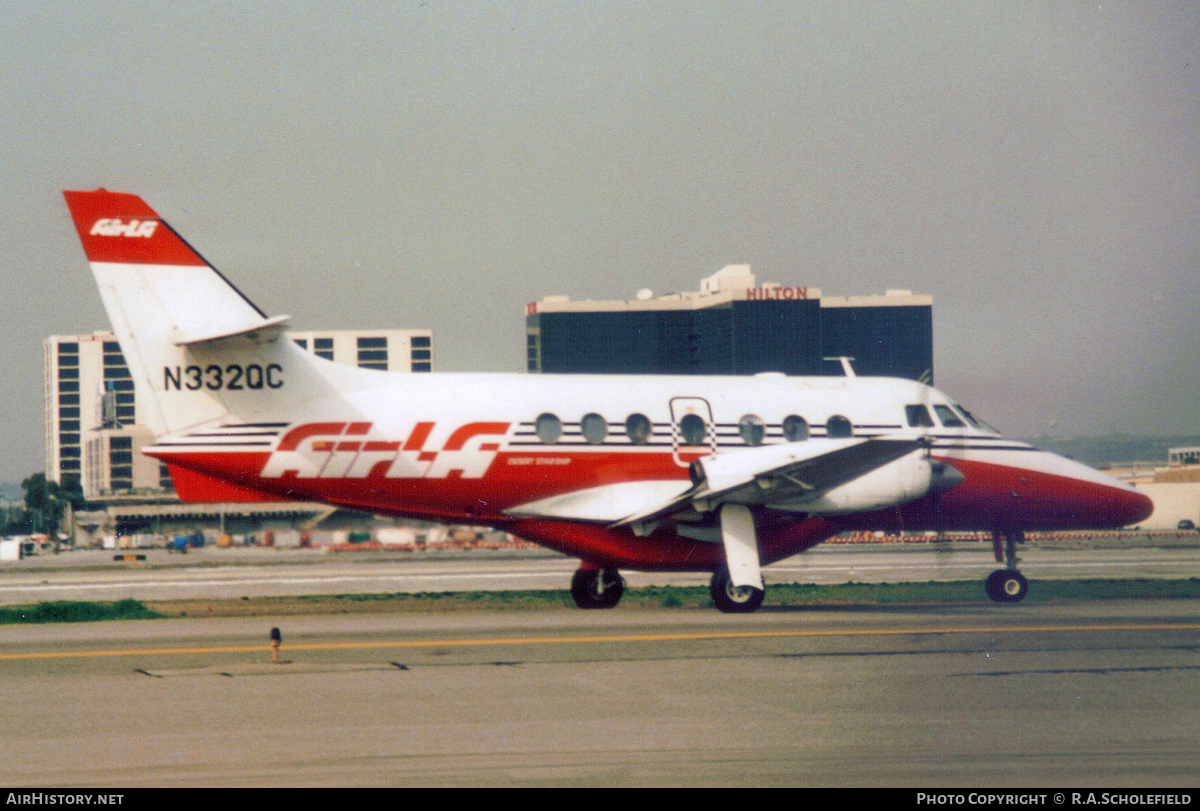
(287, 329, 434, 373)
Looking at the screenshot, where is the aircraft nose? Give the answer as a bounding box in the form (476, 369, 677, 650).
(1112, 486, 1155, 528)
(1041, 453, 1156, 529)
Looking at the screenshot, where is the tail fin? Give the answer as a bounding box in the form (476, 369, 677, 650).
(63, 189, 319, 436)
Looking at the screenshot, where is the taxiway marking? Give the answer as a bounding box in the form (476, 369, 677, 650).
(2, 622, 1198, 661)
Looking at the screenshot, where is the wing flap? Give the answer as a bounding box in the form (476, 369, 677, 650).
(505, 480, 693, 523)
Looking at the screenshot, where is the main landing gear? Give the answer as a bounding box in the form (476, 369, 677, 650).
(570, 567, 625, 609)
(570, 503, 769, 613)
(710, 565, 765, 613)
(569, 565, 769, 613)
(986, 530, 1029, 603)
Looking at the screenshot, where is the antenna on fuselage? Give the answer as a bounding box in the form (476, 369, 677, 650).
(823, 356, 857, 378)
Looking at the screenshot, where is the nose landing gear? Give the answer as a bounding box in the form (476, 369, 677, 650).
(986, 530, 1029, 603)
(985, 568, 1029, 602)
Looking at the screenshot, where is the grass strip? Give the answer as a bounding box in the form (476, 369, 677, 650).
(148, 578, 1200, 619)
(0, 599, 165, 624)
(3, 580, 1198, 623)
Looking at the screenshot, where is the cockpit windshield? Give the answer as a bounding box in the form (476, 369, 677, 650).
(951, 403, 1000, 434)
(951, 405, 979, 427)
(933, 404, 965, 428)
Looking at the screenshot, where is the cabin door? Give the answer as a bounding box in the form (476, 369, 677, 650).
(668, 397, 716, 468)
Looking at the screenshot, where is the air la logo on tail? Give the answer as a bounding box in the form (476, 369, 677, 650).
(90, 218, 159, 238)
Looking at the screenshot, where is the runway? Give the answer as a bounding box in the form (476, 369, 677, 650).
(2, 541, 1197, 786)
(1, 540, 1198, 604)
(0, 601, 1197, 787)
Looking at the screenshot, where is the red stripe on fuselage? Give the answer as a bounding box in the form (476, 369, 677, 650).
(155, 447, 1148, 529)
(153, 444, 1150, 569)
(165, 459, 279, 503)
(403, 422, 435, 451)
(278, 422, 348, 451)
(444, 422, 511, 451)
(154, 448, 689, 520)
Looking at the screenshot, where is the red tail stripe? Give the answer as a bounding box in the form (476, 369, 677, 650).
(63, 189, 207, 266)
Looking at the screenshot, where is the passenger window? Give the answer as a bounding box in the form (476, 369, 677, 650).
(581, 413, 608, 444)
(826, 415, 853, 438)
(738, 414, 766, 446)
(625, 413, 651, 445)
(535, 413, 562, 444)
(934, 405, 965, 428)
(678, 413, 707, 446)
(782, 415, 809, 442)
(905, 405, 935, 428)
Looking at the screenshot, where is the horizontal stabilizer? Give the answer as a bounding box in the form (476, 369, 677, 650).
(173, 314, 292, 347)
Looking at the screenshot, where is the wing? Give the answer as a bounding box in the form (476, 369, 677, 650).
(612, 437, 926, 528)
(504, 436, 929, 527)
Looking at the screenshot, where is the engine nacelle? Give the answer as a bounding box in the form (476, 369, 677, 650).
(772, 451, 936, 515)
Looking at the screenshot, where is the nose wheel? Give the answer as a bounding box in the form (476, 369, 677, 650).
(985, 569, 1028, 602)
(986, 530, 1029, 603)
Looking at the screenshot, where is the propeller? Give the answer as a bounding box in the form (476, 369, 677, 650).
(917, 370, 948, 540)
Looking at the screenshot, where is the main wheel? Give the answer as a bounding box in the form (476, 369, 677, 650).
(570, 567, 625, 609)
(710, 566, 765, 614)
(985, 569, 1028, 603)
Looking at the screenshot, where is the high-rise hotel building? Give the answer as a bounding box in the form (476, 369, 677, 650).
(525, 265, 933, 382)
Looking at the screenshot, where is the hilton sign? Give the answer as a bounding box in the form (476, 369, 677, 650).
(745, 286, 810, 300)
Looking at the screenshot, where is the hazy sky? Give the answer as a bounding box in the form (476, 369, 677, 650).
(1, 1, 1197, 482)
